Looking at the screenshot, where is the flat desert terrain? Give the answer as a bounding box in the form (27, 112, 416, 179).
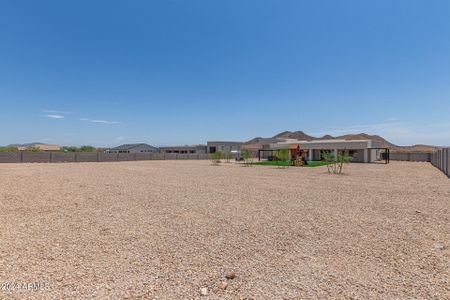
(0, 160, 449, 299)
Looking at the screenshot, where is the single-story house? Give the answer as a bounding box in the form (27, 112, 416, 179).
(109, 143, 158, 154)
(269, 139, 385, 163)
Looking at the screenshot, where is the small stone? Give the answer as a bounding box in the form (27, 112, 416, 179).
(212, 286, 220, 294)
(435, 242, 445, 250)
(200, 287, 209, 296)
(220, 281, 228, 290)
(225, 271, 236, 280)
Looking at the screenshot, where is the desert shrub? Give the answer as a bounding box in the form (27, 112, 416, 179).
(225, 151, 232, 163)
(322, 150, 352, 174)
(211, 151, 222, 165)
(242, 149, 253, 166)
(336, 151, 353, 173)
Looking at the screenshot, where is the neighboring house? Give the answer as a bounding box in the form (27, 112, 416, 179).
(159, 145, 207, 154)
(269, 139, 385, 163)
(207, 141, 244, 153)
(18, 143, 61, 151)
(109, 143, 158, 154)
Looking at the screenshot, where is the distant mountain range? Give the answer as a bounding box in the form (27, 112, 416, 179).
(7, 132, 441, 153)
(246, 131, 441, 153)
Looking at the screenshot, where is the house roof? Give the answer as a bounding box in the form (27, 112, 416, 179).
(111, 143, 156, 150)
(159, 145, 207, 150)
(207, 141, 244, 145)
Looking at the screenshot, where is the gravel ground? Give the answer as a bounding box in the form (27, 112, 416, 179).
(0, 160, 449, 299)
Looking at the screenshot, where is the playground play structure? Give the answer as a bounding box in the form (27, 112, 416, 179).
(258, 144, 309, 166)
(290, 144, 308, 166)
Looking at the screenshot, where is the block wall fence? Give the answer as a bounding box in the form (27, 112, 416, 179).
(389, 152, 432, 162)
(0, 152, 212, 163)
(430, 148, 450, 177)
(0, 150, 449, 178)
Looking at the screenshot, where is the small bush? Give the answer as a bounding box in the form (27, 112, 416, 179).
(322, 150, 352, 174)
(225, 151, 232, 163)
(211, 151, 222, 165)
(242, 149, 254, 166)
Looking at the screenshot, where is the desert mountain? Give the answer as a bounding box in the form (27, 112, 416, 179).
(246, 131, 440, 152)
(273, 131, 316, 141)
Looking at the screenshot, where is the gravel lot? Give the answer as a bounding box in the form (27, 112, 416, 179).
(0, 160, 449, 299)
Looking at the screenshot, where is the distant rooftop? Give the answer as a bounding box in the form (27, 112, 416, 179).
(111, 143, 155, 150)
(207, 141, 244, 144)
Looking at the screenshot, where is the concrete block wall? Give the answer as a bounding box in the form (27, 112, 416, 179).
(389, 153, 409, 161)
(0, 152, 22, 163)
(199, 153, 212, 160)
(0, 152, 213, 163)
(164, 153, 178, 160)
(118, 153, 135, 161)
(151, 153, 165, 160)
(135, 153, 152, 160)
(446, 148, 450, 176)
(98, 153, 118, 162)
(22, 152, 51, 163)
(431, 148, 449, 177)
(51, 152, 77, 163)
(410, 153, 431, 162)
(389, 152, 431, 162)
(77, 153, 98, 162)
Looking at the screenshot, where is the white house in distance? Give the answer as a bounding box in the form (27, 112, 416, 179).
(269, 139, 385, 163)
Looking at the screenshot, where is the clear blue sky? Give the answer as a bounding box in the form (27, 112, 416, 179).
(1, 0, 449, 147)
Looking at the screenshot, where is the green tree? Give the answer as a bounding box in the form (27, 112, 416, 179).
(79, 145, 96, 152)
(276, 149, 291, 168)
(25, 146, 42, 152)
(0, 146, 18, 152)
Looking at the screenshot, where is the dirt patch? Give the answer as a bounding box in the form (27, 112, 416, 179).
(0, 161, 449, 299)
